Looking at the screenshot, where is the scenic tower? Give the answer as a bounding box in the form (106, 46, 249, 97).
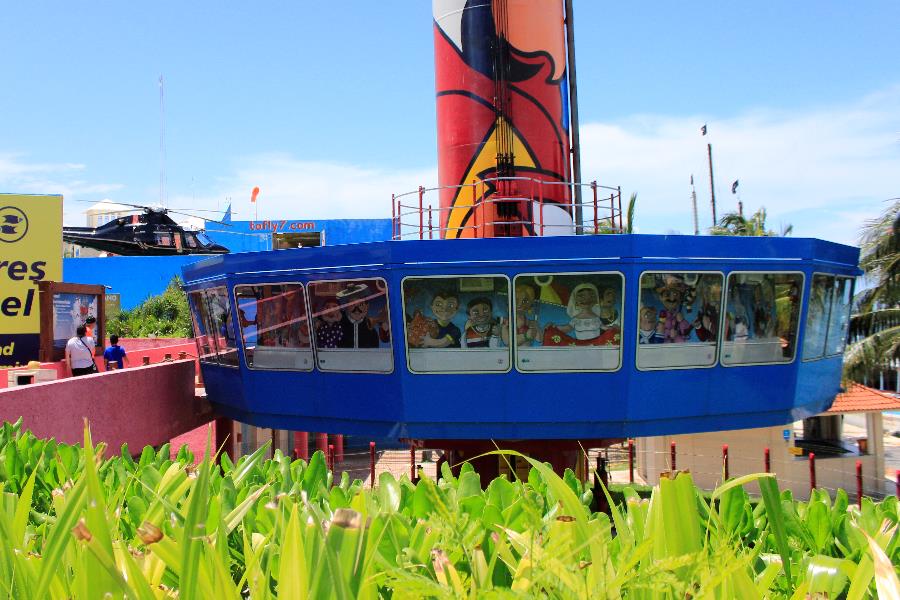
(433, 0, 574, 238)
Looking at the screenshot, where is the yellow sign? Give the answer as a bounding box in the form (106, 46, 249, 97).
(0, 194, 63, 366)
(788, 446, 804, 456)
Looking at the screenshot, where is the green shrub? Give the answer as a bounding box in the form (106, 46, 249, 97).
(106, 276, 192, 338)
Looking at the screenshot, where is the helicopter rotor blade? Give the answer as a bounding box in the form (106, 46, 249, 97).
(166, 208, 232, 227)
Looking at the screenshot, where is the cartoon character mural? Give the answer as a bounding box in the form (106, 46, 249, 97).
(433, 0, 573, 238)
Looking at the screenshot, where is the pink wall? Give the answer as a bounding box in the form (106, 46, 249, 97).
(0, 360, 213, 449)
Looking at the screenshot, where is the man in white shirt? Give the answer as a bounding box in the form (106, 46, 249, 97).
(65, 325, 96, 377)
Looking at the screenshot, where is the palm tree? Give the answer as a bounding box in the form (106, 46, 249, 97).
(710, 206, 793, 237)
(843, 199, 900, 383)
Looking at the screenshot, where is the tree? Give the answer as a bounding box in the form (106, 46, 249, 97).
(710, 206, 793, 237)
(106, 276, 193, 338)
(843, 199, 900, 383)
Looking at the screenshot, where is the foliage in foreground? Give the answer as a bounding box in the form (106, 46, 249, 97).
(106, 276, 192, 339)
(0, 419, 898, 598)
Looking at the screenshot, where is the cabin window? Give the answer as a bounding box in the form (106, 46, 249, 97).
(402, 275, 510, 373)
(802, 274, 835, 360)
(721, 272, 803, 366)
(308, 278, 393, 373)
(205, 287, 240, 367)
(187, 291, 217, 364)
(512, 273, 622, 372)
(825, 277, 854, 356)
(235, 284, 313, 371)
(184, 233, 199, 248)
(155, 232, 173, 246)
(636, 272, 723, 370)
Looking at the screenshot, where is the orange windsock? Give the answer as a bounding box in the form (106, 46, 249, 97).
(251, 186, 260, 203)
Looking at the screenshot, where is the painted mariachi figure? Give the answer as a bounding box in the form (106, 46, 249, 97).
(655, 275, 692, 343)
(693, 277, 724, 342)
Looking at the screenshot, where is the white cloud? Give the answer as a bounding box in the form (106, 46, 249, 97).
(580, 85, 900, 244)
(3, 85, 898, 246)
(0, 153, 123, 225)
(167, 155, 437, 224)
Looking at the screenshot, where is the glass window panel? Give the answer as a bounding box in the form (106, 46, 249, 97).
(205, 287, 240, 367)
(235, 284, 313, 371)
(637, 272, 723, 369)
(722, 273, 803, 365)
(508, 273, 623, 372)
(825, 277, 854, 356)
(403, 276, 510, 373)
(308, 278, 393, 373)
(188, 291, 217, 364)
(803, 274, 834, 360)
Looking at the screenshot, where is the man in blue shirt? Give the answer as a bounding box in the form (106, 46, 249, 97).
(103, 335, 130, 370)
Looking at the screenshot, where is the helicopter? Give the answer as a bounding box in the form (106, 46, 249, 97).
(63, 203, 230, 256)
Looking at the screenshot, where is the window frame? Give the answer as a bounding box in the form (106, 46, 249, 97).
(187, 289, 218, 366)
(208, 285, 240, 368)
(634, 270, 725, 372)
(401, 274, 513, 375)
(512, 271, 625, 374)
(233, 281, 314, 372)
(719, 270, 806, 368)
(824, 275, 855, 358)
(307, 276, 394, 374)
(801, 272, 837, 363)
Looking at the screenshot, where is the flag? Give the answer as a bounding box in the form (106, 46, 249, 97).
(701, 124, 707, 136)
(251, 186, 260, 203)
(731, 180, 739, 194)
(690, 174, 694, 186)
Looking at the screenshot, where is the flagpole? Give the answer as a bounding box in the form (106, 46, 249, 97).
(707, 142, 717, 226)
(690, 175, 699, 235)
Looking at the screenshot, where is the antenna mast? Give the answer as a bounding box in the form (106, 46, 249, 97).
(159, 75, 166, 207)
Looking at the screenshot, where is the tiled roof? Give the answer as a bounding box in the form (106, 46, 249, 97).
(826, 382, 900, 414)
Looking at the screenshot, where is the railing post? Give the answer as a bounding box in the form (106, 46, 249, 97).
(809, 452, 816, 492)
(896, 470, 899, 499)
(418, 186, 424, 240)
(391, 193, 396, 240)
(856, 460, 863, 508)
(592, 181, 598, 233)
(628, 439, 634, 483)
(670, 440, 676, 471)
(370, 442, 376, 488)
(617, 185, 623, 231)
(428, 205, 433, 240)
(396, 196, 401, 239)
(410, 444, 416, 481)
(764, 447, 770, 473)
(722, 444, 729, 480)
(472, 180, 479, 239)
(539, 182, 545, 236)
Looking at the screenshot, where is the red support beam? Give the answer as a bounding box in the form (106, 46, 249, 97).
(293, 431, 308, 461)
(628, 439, 634, 483)
(370, 442, 376, 488)
(722, 444, 729, 480)
(764, 447, 770, 473)
(670, 440, 676, 471)
(809, 452, 816, 492)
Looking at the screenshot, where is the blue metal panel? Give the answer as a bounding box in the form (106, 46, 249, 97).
(182, 234, 861, 441)
(64, 255, 204, 310)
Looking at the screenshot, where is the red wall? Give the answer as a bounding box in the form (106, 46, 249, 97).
(0, 360, 213, 449)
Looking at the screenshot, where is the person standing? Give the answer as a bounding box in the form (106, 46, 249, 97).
(65, 325, 97, 377)
(103, 334, 130, 370)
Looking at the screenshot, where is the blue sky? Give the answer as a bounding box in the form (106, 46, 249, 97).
(2, 2, 898, 245)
